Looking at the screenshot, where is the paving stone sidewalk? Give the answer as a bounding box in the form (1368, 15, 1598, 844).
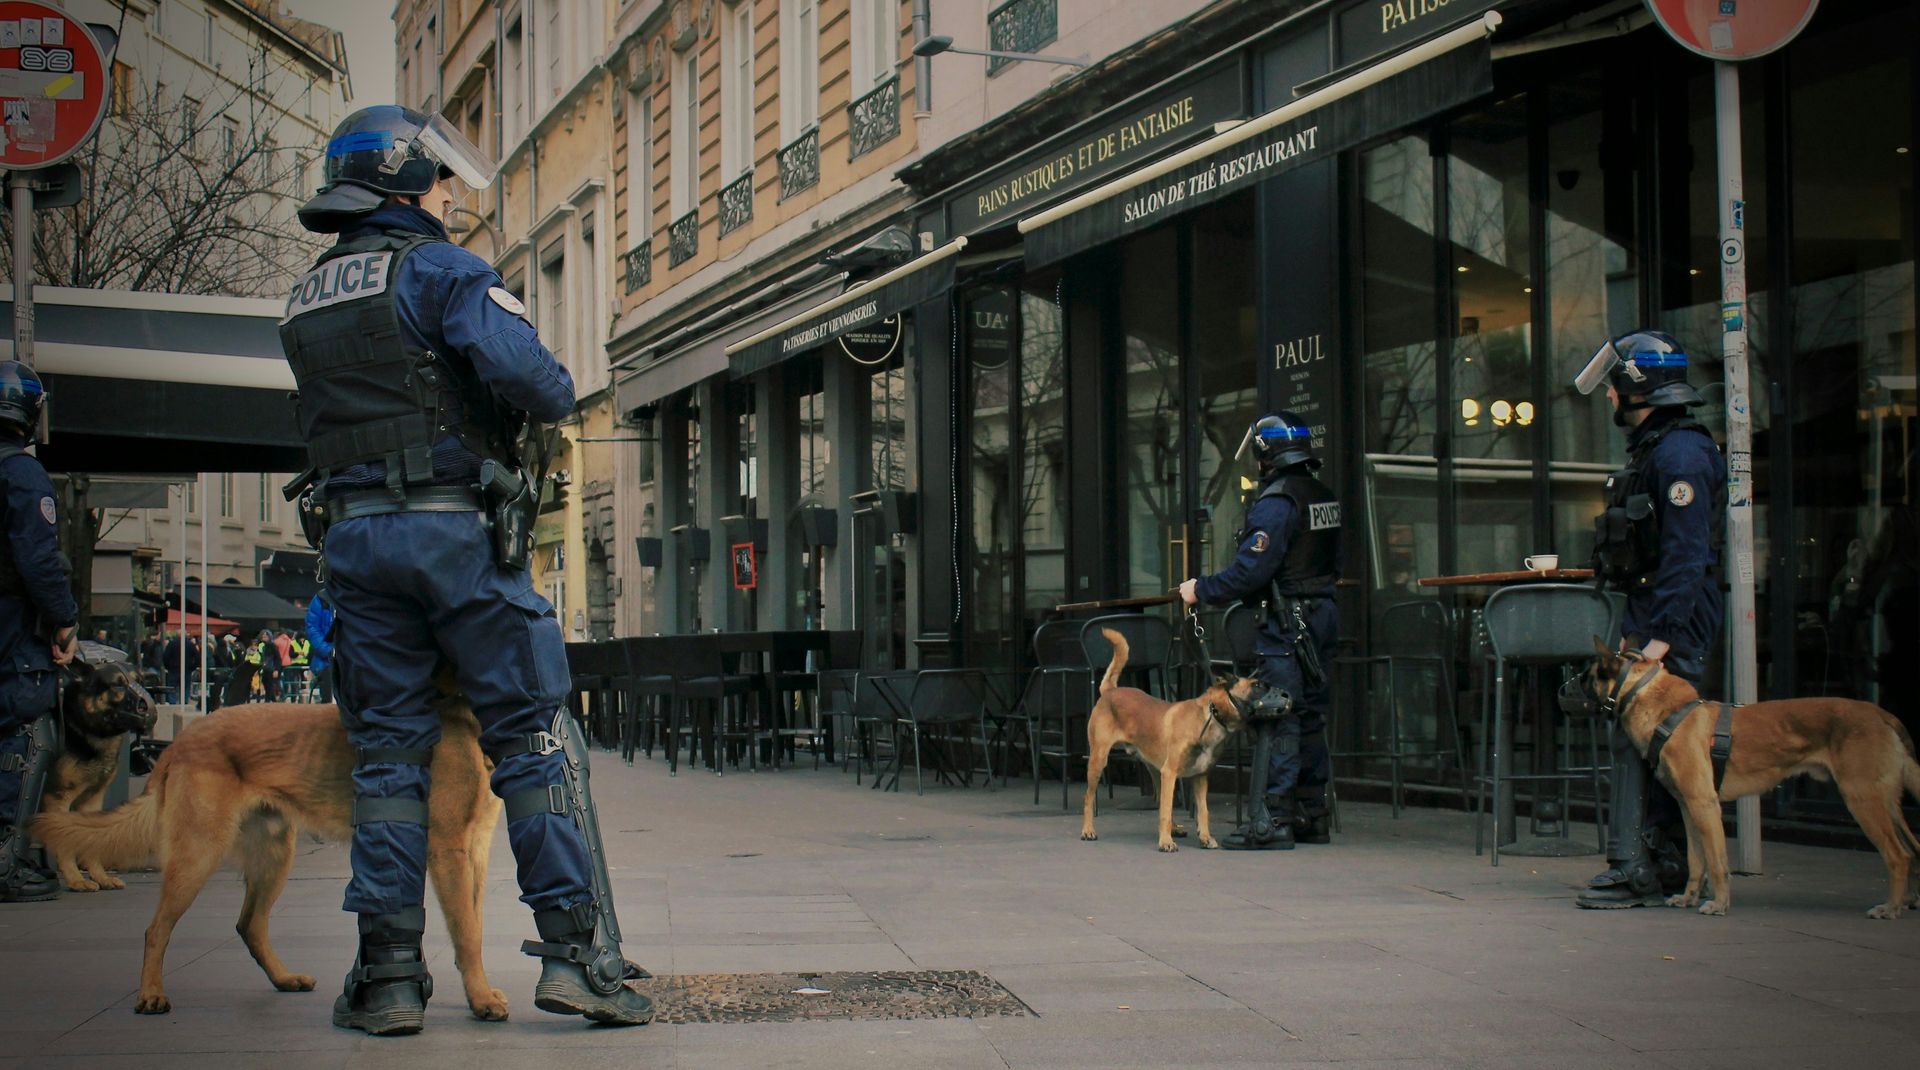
(2, 753, 1916, 1069)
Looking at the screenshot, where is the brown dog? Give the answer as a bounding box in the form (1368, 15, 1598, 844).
(39, 647, 157, 892)
(34, 696, 508, 1019)
(1581, 641, 1920, 918)
(1081, 627, 1266, 852)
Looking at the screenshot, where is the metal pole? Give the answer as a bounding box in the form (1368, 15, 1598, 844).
(176, 484, 187, 705)
(1714, 61, 1762, 874)
(9, 175, 33, 369)
(198, 473, 208, 714)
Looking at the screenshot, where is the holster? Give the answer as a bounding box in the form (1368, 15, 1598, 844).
(1271, 588, 1328, 690)
(479, 460, 537, 571)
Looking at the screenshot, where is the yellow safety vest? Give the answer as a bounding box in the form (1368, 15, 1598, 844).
(289, 638, 311, 666)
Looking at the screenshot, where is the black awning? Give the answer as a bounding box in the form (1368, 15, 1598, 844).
(183, 584, 306, 625)
(725, 239, 967, 377)
(1018, 15, 1500, 268)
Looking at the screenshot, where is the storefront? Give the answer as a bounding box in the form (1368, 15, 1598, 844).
(893, 0, 1916, 826)
(621, 0, 1914, 831)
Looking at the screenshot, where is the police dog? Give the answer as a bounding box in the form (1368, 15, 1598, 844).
(34, 694, 508, 1019)
(1081, 628, 1267, 852)
(1579, 640, 1920, 919)
(39, 645, 157, 892)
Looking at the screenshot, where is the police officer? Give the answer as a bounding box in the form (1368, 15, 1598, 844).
(0, 362, 79, 903)
(1180, 412, 1341, 850)
(1570, 330, 1725, 909)
(282, 106, 651, 1033)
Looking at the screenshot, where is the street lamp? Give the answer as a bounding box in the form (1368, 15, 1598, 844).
(911, 34, 1088, 68)
(445, 206, 500, 263)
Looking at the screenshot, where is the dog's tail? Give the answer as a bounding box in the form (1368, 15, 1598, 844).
(32, 786, 162, 871)
(1098, 628, 1129, 695)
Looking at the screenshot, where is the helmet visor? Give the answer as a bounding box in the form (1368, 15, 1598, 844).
(416, 114, 495, 190)
(1573, 339, 1620, 396)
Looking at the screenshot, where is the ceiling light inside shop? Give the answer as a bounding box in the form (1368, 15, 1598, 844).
(1689, 268, 1701, 276)
(1522, 286, 1532, 293)
(1461, 398, 1480, 426)
(1491, 400, 1513, 426)
(1897, 146, 1910, 154)
(1457, 265, 1469, 273)
(1516, 401, 1536, 426)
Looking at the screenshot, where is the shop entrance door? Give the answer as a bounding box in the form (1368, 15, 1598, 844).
(850, 494, 907, 670)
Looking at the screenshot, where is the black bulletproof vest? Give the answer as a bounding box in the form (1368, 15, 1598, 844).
(1258, 472, 1342, 597)
(1593, 415, 1724, 589)
(0, 444, 27, 597)
(279, 230, 504, 485)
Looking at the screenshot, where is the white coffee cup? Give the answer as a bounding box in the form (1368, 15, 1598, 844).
(1524, 554, 1559, 572)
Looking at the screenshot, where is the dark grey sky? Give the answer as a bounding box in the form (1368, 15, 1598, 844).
(286, 0, 395, 104)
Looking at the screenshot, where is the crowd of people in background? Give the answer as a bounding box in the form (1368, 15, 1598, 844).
(134, 611, 333, 710)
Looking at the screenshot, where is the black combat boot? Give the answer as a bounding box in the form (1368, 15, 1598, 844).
(1294, 805, 1331, 845)
(0, 825, 59, 904)
(1575, 859, 1666, 909)
(527, 908, 654, 1025)
(333, 909, 432, 1036)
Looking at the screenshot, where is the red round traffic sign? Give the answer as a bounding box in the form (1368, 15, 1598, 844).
(0, 0, 108, 169)
(1645, 0, 1821, 62)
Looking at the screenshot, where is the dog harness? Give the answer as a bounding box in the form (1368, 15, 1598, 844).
(1645, 700, 1736, 793)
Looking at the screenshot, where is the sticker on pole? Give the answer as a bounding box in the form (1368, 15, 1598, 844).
(0, 2, 109, 169)
(1645, 1, 1821, 62)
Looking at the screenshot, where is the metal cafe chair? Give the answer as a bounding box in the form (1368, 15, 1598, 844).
(1331, 600, 1469, 817)
(563, 641, 616, 747)
(1474, 583, 1616, 866)
(1013, 619, 1094, 808)
(613, 637, 675, 766)
(849, 670, 915, 788)
(894, 669, 995, 795)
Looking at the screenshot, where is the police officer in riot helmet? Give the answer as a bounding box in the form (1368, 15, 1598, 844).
(1180, 412, 1342, 850)
(283, 105, 652, 1032)
(1570, 329, 1726, 908)
(0, 362, 80, 903)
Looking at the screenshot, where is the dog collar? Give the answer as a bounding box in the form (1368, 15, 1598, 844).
(1601, 652, 1662, 717)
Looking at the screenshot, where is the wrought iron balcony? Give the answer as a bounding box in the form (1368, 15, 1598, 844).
(623, 240, 652, 294)
(778, 126, 819, 200)
(668, 210, 698, 267)
(718, 173, 753, 238)
(848, 75, 901, 162)
(987, 0, 1059, 75)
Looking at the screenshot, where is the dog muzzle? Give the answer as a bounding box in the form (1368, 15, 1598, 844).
(1556, 674, 1598, 717)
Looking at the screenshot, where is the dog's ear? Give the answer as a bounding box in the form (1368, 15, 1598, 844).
(1591, 636, 1613, 660)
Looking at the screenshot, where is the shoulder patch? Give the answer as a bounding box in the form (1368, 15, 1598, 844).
(39, 496, 56, 524)
(1250, 531, 1270, 554)
(487, 286, 528, 318)
(281, 251, 393, 323)
(1308, 501, 1342, 530)
(1666, 481, 1695, 507)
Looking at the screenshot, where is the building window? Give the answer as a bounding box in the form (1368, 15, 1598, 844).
(986, 0, 1057, 75)
(222, 115, 240, 162)
(626, 88, 652, 250)
(540, 245, 567, 371)
(258, 475, 272, 524)
(544, 0, 565, 101)
(778, 0, 819, 145)
(180, 96, 200, 149)
(847, 75, 899, 160)
(850, 0, 894, 95)
(505, 17, 526, 142)
(111, 61, 135, 115)
(219, 474, 235, 519)
(670, 50, 698, 219)
(578, 211, 603, 391)
(722, 0, 754, 182)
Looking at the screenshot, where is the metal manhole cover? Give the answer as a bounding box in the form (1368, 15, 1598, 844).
(630, 970, 1032, 1024)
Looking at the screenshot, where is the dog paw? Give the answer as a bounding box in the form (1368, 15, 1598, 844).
(1699, 900, 1729, 917)
(272, 973, 316, 992)
(1080, 830, 1098, 841)
(1157, 841, 1179, 853)
(134, 993, 171, 1015)
(1199, 836, 1220, 850)
(469, 988, 510, 1021)
(63, 878, 99, 893)
(1171, 824, 1189, 839)
(91, 874, 126, 891)
(1866, 903, 1902, 921)
(1665, 893, 1696, 908)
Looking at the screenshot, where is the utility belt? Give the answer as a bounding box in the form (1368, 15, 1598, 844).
(289, 459, 539, 571)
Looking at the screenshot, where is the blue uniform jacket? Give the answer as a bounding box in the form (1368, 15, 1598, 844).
(330, 204, 574, 487)
(1196, 492, 1294, 608)
(0, 437, 76, 667)
(1620, 413, 1725, 661)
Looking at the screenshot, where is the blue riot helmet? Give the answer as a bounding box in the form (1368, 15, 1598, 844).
(1572, 329, 1704, 411)
(1235, 412, 1318, 472)
(297, 105, 497, 233)
(0, 360, 46, 435)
